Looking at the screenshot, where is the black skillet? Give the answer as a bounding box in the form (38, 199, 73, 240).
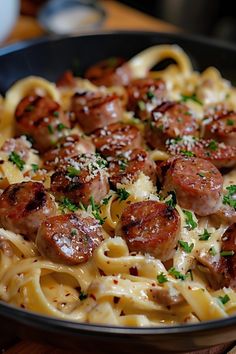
(0, 31, 236, 353)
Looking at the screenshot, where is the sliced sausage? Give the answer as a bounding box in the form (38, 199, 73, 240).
(221, 224, 236, 289)
(203, 108, 236, 146)
(145, 101, 198, 150)
(56, 70, 76, 88)
(0, 181, 57, 240)
(1, 136, 33, 162)
(116, 200, 180, 261)
(158, 157, 223, 216)
(108, 148, 156, 186)
(166, 137, 236, 169)
(92, 122, 142, 157)
(36, 213, 104, 265)
(126, 78, 166, 121)
(50, 154, 109, 206)
(15, 95, 71, 153)
(70, 91, 123, 134)
(42, 134, 95, 171)
(84, 57, 132, 87)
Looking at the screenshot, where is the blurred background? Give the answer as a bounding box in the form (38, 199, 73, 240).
(1, 0, 236, 46)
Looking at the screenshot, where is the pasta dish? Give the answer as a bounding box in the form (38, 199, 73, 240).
(0, 44, 236, 327)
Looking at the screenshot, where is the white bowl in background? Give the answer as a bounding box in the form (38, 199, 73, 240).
(0, 0, 20, 43)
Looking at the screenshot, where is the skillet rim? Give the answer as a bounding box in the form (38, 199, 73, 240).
(0, 30, 236, 337)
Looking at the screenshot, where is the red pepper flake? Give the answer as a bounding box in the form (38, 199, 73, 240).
(20, 304, 25, 308)
(113, 279, 118, 285)
(90, 294, 96, 301)
(120, 310, 125, 316)
(129, 266, 138, 276)
(113, 296, 120, 304)
(98, 268, 106, 276)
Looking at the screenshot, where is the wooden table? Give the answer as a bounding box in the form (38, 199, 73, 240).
(1, 1, 235, 353)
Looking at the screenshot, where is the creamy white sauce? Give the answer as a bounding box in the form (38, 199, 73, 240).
(49, 7, 101, 34)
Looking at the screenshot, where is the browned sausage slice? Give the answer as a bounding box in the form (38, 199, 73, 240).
(108, 148, 156, 186)
(50, 154, 109, 206)
(166, 137, 236, 169)
(15, 95, 71, 153)
(145, 101, 198, 150)
(203, 108, 236, 146)
(126, 78, 166, 121)
(92, 122, 142, 157)
(0, 181, 57, 240)
(70, 91, 123, 134)
(56, 70, 76, 88)
(158, 157, 223, 216)
(36, 213, 104, 265)
(42, 134, 95, 171)
(116, 200, 180, 261)
(84, 57, 132, 87)
(220, 224, 236, 289)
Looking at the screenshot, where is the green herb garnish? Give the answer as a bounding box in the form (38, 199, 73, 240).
(183, 210, 197, 230)
(168, 267, 187, 281)
(67, 166, 80, 178)
(59, 197, 78, 213)
(90, 196, 105, 225)
(165, 191, 177, 209)
(180, 93, 203, 105)
(147, 91, 155, 99)
(180, 150, 195, 157)
(207, 140, 218, 151)
(8, 152, 25, 171)
(57, 123, 66, 131)
(71, 229, 77, 236)
(223, 185, 236, 209)
(53, 111, 59, 117)
(178, 240, 194, 253)
(209, 247, 217, 256)
(102, 195, 112, 205)
(218, 294, 230, 305)
(220, 250, 235, 257)
(198, 229, 211, 241)
(25, 104, 34, 112)
(227, 119, 234, 126)
(31, 163, 39, 172)
(157, 272, 168, 284)
(117, 188, 130, 201)
(119, 159, 128, 171)
(137, 100, 146, 111)
(79, 291, 88, 301)
(47, 125, 54, 134)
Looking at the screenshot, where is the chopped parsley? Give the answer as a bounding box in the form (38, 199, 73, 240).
(25, 104, 34, 112)
(117, 188, 130, 201)
(137, 100, 146, 111)
(71, 229, 77, 236)
(79, 291, 88, 301)
(178, 240, 194, 253)
(8, 152, 25, 171)
(59, 197, 78, 213)
(165, 191, 177, 209)
(207, 140, 218, 151)
(102, 195, 112, 205)
(197, 172, 205, 178)
(209, 246, 217, 256)
(95, 154, 107, 168)
(67, 166, 80, 178)
(168, 267, 187, 281)
(220, 250, 235, 257)
(79, 201, 86, 211)
(47, 124, 54, 134)
(218, 294, 230, 305)
(31, 163, 39, 172)
(146, 91, 155, 99)
(183, 210, 197, 230)
(180, 93, 203, 105)
(90, 196, 105, 225)
(157, 272, 168, 284)
(198, 229, 211, 241)
(57, 123, 66, 131)
(227, 119, 234, 126)
(180, 150, 195, 157)
(223, 185, 236, 209)
(119, 159, 128, 171)
(53, 111, 59, 117)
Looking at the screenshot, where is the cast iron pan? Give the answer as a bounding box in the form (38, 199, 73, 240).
(0, 32, 236, 353)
